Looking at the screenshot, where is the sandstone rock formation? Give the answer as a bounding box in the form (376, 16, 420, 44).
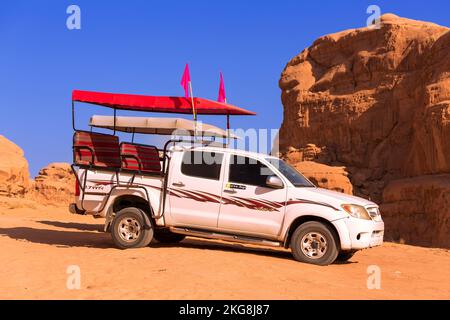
(0, 135, 30, 196)
(284, 144, 337, 163)
(0, 135, 74, 207)
(381, 175, 450, 248)
(294, 161, 353, 194)
(28, 163, 75, 206)
(279, 14, 450, 248)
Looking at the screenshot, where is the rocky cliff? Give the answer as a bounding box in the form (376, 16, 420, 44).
(293, 161, 353, 194)
(381, 175, 449, 247)
(279, 14, 450, 248)
(0, 136, 74, 207)
(27, 163, 75, 206)
(0, 135, 30, 196)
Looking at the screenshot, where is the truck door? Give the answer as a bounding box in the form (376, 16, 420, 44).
(217, 154, 287, 238)
(168, 150, 225, 228)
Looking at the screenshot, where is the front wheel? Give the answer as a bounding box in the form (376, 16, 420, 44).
(111, 207, 153, 249)
(290, 221, 339, 266)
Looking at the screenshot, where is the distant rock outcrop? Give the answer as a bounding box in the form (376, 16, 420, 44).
(293, 161, 353, 194)
(279, 14, 450, 248)
(28, 163, 75, 206)
(0, 135, 73, 207)
(0, 135, 30, 196)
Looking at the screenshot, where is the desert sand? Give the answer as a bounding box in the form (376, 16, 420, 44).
(0, 203, 449, 300)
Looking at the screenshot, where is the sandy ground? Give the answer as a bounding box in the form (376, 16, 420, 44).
(0, 203, 449, 300)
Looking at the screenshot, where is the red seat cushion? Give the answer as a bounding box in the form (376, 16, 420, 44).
(73, 131, 121, 168)
(120, 143, 161, 173)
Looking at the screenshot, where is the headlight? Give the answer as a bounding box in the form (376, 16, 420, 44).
(367, 207, 383, 222)
(341, 204, 372, 220)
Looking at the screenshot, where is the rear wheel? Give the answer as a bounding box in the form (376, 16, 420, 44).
(290, 221, 339, 266)
(153, 229, 186, 243)
(111, 207, 153, 249)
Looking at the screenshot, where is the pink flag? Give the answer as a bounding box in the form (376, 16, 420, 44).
(218, 72, 226, 103)
(180, 63, 191, 98)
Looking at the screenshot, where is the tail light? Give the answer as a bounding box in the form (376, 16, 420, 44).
(75, 178, 80, 197)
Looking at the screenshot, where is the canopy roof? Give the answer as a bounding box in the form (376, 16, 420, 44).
(73, 90, 256, 116)
(89, 115, 239, 139)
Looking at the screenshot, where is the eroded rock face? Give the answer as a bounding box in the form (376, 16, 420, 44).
(279, 14, 450, 202)
(0, 135, 30, 196)
(279, 14, 450, 248)
(0, 135, 74, 207)
(28, 163, 75, 206)
(381, 175, 450, 248)
(293, 161, 353, 194)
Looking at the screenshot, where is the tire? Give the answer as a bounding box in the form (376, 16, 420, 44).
(153, 229, 186, 243)
(336, 250, 357, 262)
(111, 207, 153, 249)
(290, 221, 339, 266)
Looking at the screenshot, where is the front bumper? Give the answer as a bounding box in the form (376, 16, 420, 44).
(333, 217, 384, 250)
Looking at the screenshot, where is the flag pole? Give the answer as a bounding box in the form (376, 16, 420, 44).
(225, 98, 231, 146)
(188, 81, 197, 138)
(218, 72, 230, 146)
(226, 116, 230, 146)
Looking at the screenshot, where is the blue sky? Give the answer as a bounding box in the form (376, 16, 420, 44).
(1, 0, 449, 176)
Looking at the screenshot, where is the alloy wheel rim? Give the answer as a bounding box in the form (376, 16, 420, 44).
(118, 217, 141, 242)
(300, 232, 328, 259)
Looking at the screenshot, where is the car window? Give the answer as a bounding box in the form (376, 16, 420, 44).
(181, 151, 223, 180)
(265, 158, 315, 188)
(229, 155, 275, 187)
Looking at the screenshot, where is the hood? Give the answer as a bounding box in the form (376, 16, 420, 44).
(291, 187, 377, 209)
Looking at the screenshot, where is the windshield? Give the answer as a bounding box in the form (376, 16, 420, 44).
(266, 158, 315, 188)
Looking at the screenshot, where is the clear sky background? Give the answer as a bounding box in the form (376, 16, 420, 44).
(1, 0, 449, 176)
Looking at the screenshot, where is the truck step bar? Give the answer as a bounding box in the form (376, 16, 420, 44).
(169, 227, 282, 247)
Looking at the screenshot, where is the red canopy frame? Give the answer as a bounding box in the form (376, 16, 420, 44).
(71, 90, 256, 138)
(72, 90, 256, 115)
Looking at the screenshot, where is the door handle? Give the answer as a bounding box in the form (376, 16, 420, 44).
(172, 181, 185, 187)
(224, 189, 237, 194)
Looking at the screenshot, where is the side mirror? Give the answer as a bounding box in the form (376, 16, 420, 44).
(266, 175, 284, 189)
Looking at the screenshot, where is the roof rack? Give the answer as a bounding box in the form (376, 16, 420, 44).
(89, 115, 240, 139)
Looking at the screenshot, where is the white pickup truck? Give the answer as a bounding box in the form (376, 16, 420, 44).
(69, 90, 383, 266)
(71, 134, 384, 266)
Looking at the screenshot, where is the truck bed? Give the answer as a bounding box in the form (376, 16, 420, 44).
(75, 167, 164, 216)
